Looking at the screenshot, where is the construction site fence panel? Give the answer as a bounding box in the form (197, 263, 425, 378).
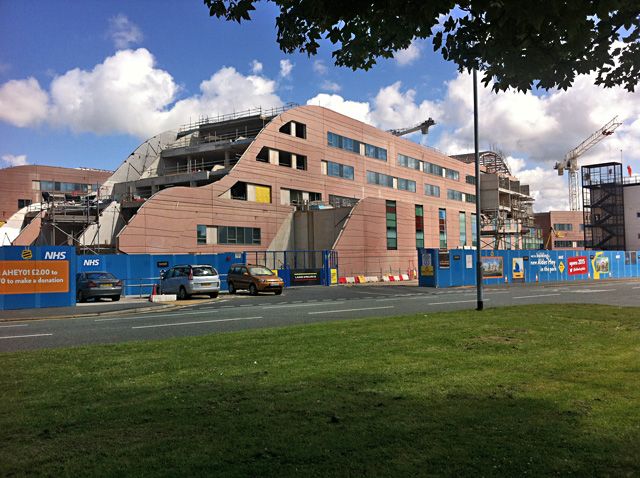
(244, 250, 338, 286)
(1, 246, 76, 310)
(77, 251, 246, 296)
(418, 248, 640, 288)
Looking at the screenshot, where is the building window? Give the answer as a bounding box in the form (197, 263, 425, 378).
(459, 212, 466, 246)
(424, 184, 440, 197)
(329, 195, 359, 207)
(367, 171, 394, 188)
(218, 226, 261, 245)
(32, 180, 40, 190)
(323, 160, 354, 180)
(284, 189, 322, 206)
(439, 208, 447, 250)
(424, 162, 443, 177)
(17, 199, 32, 209)
(579, 224, 585, 232)
(386, 200, 397, 250)
(465, 193, 477, 203)
(364, 143, 387, 161)
(445, 169, 460, 181)
(256, 147, 269, 162)
(397, 178, 416, 192)
(554, 240, 573, 248)
(465, 175, 476, 185)
(398, 153, 421, 170)
(415, 205, 424, 249)
(279, 121, 306, 139)
(196, 225, 207, 245)
(553, 223, 573, 231)
(38, 181, 90, 193)
(327, 131, 360, 153)
(447, 189, 463, 201)
(471, 213, 477, 247)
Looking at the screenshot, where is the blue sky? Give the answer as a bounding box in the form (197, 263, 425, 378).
(1, 1, 638, 211)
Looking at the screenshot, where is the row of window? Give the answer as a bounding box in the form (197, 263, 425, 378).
(366, 171, 417, 192)
(256, 147, 307, 170)
(197, 225, 261, 245)
(32, 180, 95, 193)
(553, 223, 586, 232)
(328, 132, 387, 161)
(397, 153, 461, 181)
(554, 240, 586, 248)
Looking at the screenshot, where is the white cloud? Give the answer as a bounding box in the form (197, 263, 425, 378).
(394, 40, 422, 66)
(108, 14, 143, 49)
(279, 59, 293, 78)
(313, 60, 328, 75)
(369, 81, 439, 131)
(0, 48, 283, 138)
(306, 94, 371, 124)
(320, 80, 341, 93)
(250, 60, 263, 74)
(1, 154, 29, 167)
(0, 77, 49, 127)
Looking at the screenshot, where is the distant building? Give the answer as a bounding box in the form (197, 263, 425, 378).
(534, 211, 585, 250)
(0, 165, 112, 223)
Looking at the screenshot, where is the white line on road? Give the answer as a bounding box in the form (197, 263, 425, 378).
(95, 309, 220, 322)
(572, 289, 616, 293)
(132, 316, 262, 329)
(0, 324, 28, 328)
(263, 301, 346, 309)
(0, 333, 52, 340)
(308, 306, 394, 315)
(632, 286, 640, 289)
(428, 299, 490, 305)
(513, 293, 561, 299)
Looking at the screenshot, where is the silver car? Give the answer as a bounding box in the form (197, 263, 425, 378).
(159, 264, 220, 300)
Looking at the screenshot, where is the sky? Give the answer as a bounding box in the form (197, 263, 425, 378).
(1, 1, 639, 212)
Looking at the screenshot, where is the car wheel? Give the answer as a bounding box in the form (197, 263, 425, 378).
(112, 295, 120, 302)
(249, 283, 258, 296)
(178, 286, 189, 300)
(274, 289, 283, 295)
(228, 282, 236, 294)
(209, 292, 219, 299)
(77, 290, 86, 303)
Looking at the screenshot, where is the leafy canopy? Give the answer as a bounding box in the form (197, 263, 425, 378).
(204, 0, 639, 92)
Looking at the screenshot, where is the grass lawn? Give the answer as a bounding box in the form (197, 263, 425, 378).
(1, 304, 639, 477)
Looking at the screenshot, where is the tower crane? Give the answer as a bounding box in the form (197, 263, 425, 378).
(554, 116, 621, 211)
(388, 118, 435, 137)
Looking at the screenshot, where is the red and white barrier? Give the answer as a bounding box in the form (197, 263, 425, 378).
(338, 274, 415, 284)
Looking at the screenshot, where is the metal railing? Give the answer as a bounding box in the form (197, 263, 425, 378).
(177, 103, 298, 134)
(163, 127, 263, 153)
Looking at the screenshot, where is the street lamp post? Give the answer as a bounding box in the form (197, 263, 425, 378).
(473, 69, 484, 311)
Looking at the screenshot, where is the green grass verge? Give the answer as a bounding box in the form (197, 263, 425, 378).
(1, 304, 639, 477)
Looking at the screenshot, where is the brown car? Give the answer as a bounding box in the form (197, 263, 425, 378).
(227, 264, 284, 295)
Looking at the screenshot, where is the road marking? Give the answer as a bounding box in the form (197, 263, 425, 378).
(513, 293, 561, 299)
(95, 309, 220, 322)
(264, 301, 345, 309)
(631, 286, 640, 289)
(0, 324, 28, 328)
(308, 306, 394, 315)
(428, 299, 490, 305)
(0, 333, 52, 340)
(132, 316, 262, 329)
(572, 289, 616, 293)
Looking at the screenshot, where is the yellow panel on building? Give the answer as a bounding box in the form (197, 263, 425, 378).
(255, 185, 271, 203)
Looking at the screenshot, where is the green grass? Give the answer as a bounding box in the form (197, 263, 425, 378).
(1, 305, 639, 477)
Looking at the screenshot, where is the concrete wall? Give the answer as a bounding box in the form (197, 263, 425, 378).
(293, 207, 352, 251)
(624, 184, 640, 250)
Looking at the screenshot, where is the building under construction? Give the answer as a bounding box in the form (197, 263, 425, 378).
(451, 151, 539, 249)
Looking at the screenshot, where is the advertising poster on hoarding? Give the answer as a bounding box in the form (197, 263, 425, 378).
(567, 256, 588, 276)
(512, 258, 524, 281)
(481, 256, 503, 278)
(0, 260, 69, 295)
(591, 252, 610, 280)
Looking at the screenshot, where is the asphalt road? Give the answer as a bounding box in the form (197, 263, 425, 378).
(2, 280, 639, 352)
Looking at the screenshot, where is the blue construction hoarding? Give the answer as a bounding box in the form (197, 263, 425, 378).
(418, 248, 640, 288)
(77, 251, 247, 296)
(0, 246, 76, 310)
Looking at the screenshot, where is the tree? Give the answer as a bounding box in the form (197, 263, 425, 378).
(204, 0, 639, 92)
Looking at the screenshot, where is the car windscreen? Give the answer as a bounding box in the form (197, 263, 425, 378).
(86, 272, 117, 280)
(192, 266, 217, 276)
(248, 266, 274, 276)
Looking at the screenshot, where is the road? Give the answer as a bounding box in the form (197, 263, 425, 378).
(2, 280, 639, 352)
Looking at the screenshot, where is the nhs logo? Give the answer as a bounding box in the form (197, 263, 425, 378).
(44, 251, 67, 260)
(83, 258, 101, 267)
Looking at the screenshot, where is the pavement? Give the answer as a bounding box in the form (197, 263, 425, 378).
(0, 295, 214, 322)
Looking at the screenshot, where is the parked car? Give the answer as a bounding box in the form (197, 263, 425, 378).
(227, 264, 284, 295)
(159, 264, 220, 299)
(76, 271, 122, 302)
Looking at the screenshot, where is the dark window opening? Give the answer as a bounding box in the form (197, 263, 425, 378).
(279, 151, 292, 168)
(256, 147, 269, 163)
(296, 154, 307, 170)
(230, 182, 247, 200)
